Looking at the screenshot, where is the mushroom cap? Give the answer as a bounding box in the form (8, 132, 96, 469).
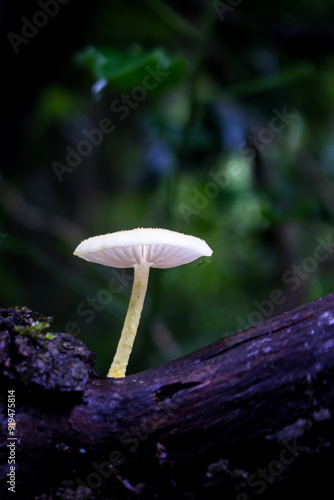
(73, 228, 212, 269)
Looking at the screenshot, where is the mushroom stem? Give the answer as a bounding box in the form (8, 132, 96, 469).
(108, 262, 151, 378)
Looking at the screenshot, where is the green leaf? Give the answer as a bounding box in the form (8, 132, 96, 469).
(76, 46, 187, 94)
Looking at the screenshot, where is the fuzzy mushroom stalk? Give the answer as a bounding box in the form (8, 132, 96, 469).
(74, 228, 213, 378)
(108, 262, 150, 378)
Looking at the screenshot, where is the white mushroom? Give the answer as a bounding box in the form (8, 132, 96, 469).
(74, 228, 213, 378)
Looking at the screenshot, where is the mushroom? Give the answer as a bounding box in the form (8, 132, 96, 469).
(74, 228, 213, 378)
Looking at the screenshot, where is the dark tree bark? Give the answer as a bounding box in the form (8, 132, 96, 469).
(1, 294, 334, 500)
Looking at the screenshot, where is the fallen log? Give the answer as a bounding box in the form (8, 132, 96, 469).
(0, 293, 334, 499)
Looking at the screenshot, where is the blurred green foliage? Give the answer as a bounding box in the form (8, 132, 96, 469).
(76, 46, 187, 93)
(2, 0, 334, 376)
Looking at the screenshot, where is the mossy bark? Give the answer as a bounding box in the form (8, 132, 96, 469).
(1, 295, 334, 500)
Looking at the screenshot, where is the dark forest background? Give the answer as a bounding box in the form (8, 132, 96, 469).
(1, 0, 334, 376)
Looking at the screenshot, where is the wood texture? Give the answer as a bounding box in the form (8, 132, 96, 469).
(1, 294, 334, 499)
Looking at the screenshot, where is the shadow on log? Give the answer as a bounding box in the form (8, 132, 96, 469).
(1, 294, 334, 499)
